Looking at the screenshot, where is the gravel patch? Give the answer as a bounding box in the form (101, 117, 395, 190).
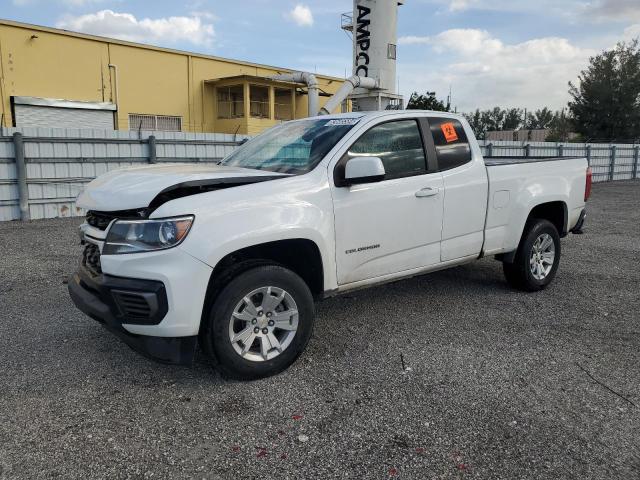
(0, 180, 639, 479)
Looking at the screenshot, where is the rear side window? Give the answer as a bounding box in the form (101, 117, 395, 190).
(429, 118, 472, 171)
(348, 120, 426, 179)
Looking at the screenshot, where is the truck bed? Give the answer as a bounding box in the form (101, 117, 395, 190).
(484, 156, 582, 166)
(481, 155, 588, 257)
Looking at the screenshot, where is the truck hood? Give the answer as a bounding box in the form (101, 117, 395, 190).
(76, 164, 288, 212)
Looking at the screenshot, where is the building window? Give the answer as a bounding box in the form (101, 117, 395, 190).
(129, 114, 182, 131)
(217, 85, 244, 119)
(387, 43, 397, 60)
(250, 85, 270, 118)
(274, 88, 293, 121)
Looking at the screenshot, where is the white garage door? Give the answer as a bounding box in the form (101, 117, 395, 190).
(12, 96, 115, 130)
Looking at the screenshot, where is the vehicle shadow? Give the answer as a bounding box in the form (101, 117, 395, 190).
(81, 259, 518, 386)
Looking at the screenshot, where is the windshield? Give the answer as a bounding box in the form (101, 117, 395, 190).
(220, 118, 360, 174)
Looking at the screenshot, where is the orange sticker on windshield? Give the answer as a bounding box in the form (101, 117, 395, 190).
(441, 122, 459, 143)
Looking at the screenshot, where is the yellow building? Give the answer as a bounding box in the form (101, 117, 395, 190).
(0, 19, 346, 135)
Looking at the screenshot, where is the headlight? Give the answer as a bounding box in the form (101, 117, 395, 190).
(103, 216, 194, 255)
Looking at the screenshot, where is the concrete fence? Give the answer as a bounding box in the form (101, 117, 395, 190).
(0, 127, 248, 221)
(0, 128, 637, 221)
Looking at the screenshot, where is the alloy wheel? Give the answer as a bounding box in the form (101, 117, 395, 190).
(228, 286, 299, 362)
(529, 233, 556, 280)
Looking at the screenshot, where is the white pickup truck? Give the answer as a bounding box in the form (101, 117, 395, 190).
(69, 111, 590, 379)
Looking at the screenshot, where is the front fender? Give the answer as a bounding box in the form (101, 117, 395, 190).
(152, 172, 338, 291)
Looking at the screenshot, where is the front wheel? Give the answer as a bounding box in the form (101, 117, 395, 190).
(200, 265, 315, 380)
(503, 219, 561, 292)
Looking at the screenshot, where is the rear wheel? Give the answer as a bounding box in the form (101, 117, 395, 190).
(201, 265, 315, 380)
(503, 219, 561, 291)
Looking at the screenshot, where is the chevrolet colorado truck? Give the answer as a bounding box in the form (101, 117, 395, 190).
(68, 111, 590, 379)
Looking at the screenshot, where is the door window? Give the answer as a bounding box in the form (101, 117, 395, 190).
(429, 118, 472, 171)
(348, 120, 427, 179)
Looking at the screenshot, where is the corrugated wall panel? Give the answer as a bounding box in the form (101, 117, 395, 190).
(0, 162, 17, 179)
(69, 163, 82, 177)
(95, 163, 108, 176)
(0, 205, 19, 221)
(29, 203, 44, 220)
(82, 163, 96, 177)
(0, 183, 18, 201)
(177, 143, 189, 158)
(67, 142, 82, 158)
(38, 142, 55, 158)
(0, 140, 14, 158)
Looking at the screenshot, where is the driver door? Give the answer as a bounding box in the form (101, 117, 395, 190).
(331, 118, 444, 285)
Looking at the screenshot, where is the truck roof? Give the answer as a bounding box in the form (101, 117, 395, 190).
(307, 110, 464, 121)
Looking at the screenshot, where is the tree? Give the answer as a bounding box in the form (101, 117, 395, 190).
(463, 109, 487, 139)
(503, 108, 523, 130)
(406, 91, 450, 111)
(569, 40, 640, 141)
(463, 107, 521, 138)
(463, 106, 568, 139)
(481, 107, 506, 132)
(525, 108, 555, 129)
(545, 110, 575, 142)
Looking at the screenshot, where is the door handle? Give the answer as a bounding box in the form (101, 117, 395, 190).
(415, 187, 440, 198)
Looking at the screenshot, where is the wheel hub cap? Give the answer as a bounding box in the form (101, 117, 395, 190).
(228, 286, 299, 362)
(530, 233, 555, 281)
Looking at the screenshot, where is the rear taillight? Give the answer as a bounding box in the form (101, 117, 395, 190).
(584, 166, 592, 201)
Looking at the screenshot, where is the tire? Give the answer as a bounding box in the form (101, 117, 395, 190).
(503, 218, 561, 292)
(200, 264, 315, 380)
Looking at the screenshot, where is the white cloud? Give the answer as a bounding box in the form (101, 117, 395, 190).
(448, 0, 477, 11)
(56, 10, 215, 47)
(398, 29, 594, 111)
(421, 0, 589, 19)
(623, 23, 640, 40)
(286, 4, 314, 27)
(400, 29, 503, 56)
(398, 36, 433, 46)
(420, 0, 490, 12)
(189, 11, 217, 21)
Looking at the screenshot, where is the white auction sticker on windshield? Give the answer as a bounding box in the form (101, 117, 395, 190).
(324, 118, 360, 126)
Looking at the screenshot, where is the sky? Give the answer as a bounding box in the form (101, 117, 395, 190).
(2, 0, 640, 112)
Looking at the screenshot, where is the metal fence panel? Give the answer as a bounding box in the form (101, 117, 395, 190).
(0, 129, 636, 222)
(0, 127, 249, 221)
(478, 140, 639, 183)
(0, 138, 18, 221)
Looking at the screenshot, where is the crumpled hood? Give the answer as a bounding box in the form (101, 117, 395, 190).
(76, 163, 287, 212)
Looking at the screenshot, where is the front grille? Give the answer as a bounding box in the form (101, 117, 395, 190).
(111, 291, 153, 320)
(86, 209, 148, 231)
(82, 243, 102, 276)
(86, 211, 116, 230)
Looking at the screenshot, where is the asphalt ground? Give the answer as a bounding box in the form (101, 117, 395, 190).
(0, 180, 639, 479)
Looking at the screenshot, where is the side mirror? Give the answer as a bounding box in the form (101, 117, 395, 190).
(343, 156, 386, 186)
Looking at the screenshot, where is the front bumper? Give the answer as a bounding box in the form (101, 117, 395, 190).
(68, 266, 197, 365)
